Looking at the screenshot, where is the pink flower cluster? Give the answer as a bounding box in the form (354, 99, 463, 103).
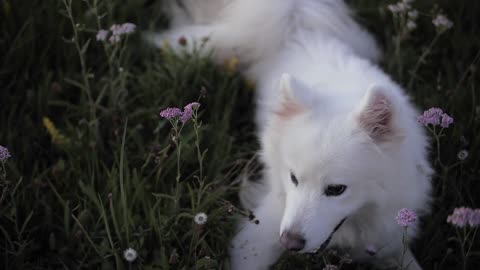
(396, 208, 417, 227)
(159, 102, 201, 123)
(0, 145, 11, 162)
(96, 23, 136, 44)
(447, 207, 480, 227)
(159, 108, 182, 119)
(417, 107, 454, 128)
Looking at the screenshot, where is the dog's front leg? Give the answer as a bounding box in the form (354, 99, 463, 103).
(230, 191, 285, 270)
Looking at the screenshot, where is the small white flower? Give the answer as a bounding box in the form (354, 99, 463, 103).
(408, 10, 419, 20)
(457, 150, 469, 161)
(323, 265, 338, 270)
(194, 212, 208, 225)
(387, 4, 400, 14)
(406, 20, 417, 31)
(432, 14, 454, 31)
(123, 248, 138, 262)
(396, 2, 410, 12)
(388, 1, 412, 14)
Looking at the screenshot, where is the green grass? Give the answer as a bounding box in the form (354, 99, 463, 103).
(0, 0, 479, 269)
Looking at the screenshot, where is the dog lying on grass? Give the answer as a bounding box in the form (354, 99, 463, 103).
(149, 1, 432, 269)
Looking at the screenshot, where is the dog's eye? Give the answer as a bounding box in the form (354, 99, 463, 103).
(290, 172, 299, 186)
(325, 184, 347, 196)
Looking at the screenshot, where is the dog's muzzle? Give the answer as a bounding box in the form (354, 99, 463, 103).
(280, 231, 306, 251)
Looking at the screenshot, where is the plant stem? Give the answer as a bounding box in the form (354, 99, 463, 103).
(193, 115, 203, 182)
(62, 0, 98, 142)
(407, 33, 442, 90)
(120, 120, 130, 243)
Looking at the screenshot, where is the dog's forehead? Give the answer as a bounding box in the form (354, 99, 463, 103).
(282, 120, 356, 173)
(281, 117, 380, 182)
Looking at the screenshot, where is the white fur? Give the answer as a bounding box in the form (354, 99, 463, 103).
(155, 1, 432, 269)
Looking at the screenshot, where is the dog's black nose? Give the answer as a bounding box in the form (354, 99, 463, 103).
(280, 231, 306, 251)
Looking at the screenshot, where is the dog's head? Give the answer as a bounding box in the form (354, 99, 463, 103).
(262, 73, 407, 252)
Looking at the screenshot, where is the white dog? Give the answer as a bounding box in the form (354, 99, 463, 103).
(150, 1, 432, 269)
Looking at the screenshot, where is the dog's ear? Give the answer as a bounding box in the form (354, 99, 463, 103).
(274, 73, 311, 119)
(355, 85, 398, 142)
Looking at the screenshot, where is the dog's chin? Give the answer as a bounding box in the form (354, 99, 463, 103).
(300, 241, 330, 254)
(302, 239, 331, 254)
(305, 217, 347, 254)
(300, 246, 319, 254)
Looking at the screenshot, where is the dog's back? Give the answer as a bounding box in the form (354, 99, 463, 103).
(153, 0, 380, 69)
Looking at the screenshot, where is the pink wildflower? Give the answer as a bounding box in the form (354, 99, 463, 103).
(120, 23, 136, 34)
(180, 102, 201, 123)
(105, 23, 136, 44)
(417, 107, 443, 126)
(417, 107, 453, 128)
(396, 208, 417, 227)
(160, 107, 182, 120)
(96, 29, 109, 41)
(469, 209, 480, 227)
(110, 23, 136, 36)
(109, 35, 121, 44)
(0, 145, 11, 162)
(447, 207, 480, 227)
(440, 113, 454, 128)
(449, 208, 469, 226)
(110, 24, 123, 36)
